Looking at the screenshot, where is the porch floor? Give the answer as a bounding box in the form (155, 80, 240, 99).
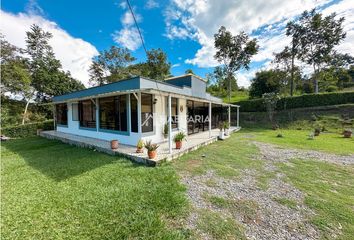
(40, 127, 241, 166)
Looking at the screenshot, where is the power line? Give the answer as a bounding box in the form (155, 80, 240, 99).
(126, 0, 147, 55)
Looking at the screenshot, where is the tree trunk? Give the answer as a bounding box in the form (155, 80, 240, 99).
(290, 55, 295, 96)
(22, 100, 30, 125)
(228, 73, 231, 104)
(313, 64, 319, 94)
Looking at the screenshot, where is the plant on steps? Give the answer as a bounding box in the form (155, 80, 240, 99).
(136, 139, 144, 153)
(144, 140, 159, 159)
(173, 132, 186, 149)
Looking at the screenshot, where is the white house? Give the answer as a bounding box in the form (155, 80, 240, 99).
(52, 74, 239, 153)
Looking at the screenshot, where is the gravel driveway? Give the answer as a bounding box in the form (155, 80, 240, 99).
(180, 142, 354, 240)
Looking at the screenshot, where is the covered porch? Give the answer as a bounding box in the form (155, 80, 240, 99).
(40, 126, 241, 166)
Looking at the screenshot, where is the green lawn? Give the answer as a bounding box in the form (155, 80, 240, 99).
(279, 160, 354, 239)
(2, 132, 354, 239)
(1, 137, 189, 239)
(241, 128, 354, 155)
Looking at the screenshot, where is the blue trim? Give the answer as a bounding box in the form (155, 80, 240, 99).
(53, 77, 140, 102)
(79, 126, 97, 131)
(57, 124, 68, 128)
(98, 128, 130, 136)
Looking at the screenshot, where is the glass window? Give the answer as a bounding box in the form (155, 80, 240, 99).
(130, 94, 138, 133)
(141, 93, 153, 133)
(99, 95, 127, 131)
(56, 103, 67, 125)
(72, 103, 79, 121)
(79, 100, 96, 128)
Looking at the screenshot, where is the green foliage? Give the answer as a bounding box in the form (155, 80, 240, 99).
(214, 26, 259, 102)
(249, 70, 285, 98)
(236, 91, 354, 112)
(144, 140, 159, 151)
(26, 24, 85, 101)
(145, 48, 171, 80)
(173, 132, 186, 142)
(1, 120, 54, 138)
(136, 139, 144, 149)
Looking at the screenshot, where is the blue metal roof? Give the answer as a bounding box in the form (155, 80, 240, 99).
(52, 76, 223, 103)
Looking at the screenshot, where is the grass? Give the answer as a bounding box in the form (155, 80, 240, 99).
(241, 128, 354, 155)
(1, 137, 189, 239)
(222, 90, 249, 103)
(279, 159, 354, 239)
(272, 197, 298, 209)
(205, 195, 260, 224)
(197, 210, 246, 240)
(174, 135, 263, 178)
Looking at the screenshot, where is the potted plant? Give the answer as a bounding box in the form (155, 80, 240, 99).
(218, 122, 225, 140)
(144, 140, 159, 159)
(110, 140, 119, 149)
(343, 129, 352, 138)
(136, 139, 144, 153)
(223, 121, 230, 136)
(174, 132, 186, 149)
(163, 123, 169, 139)
(314, 127, 321, 136)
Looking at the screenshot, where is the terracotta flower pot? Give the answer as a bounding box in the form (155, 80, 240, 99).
(110, 140, 119, 149)
(136, 148, 144, 153)
(343, 130, 352, 138)
(175, 141, 182, 149)
(148, 150, 157, 159)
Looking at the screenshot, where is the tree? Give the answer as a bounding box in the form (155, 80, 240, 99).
(292, 9, 346, 93)
(214, 26, 259, 103)
(25, 24, 84, 101)
(207, 66, 237, 95)
(185, 69, 194, 74)
(1, 35, 35, 124)
(145, 48, 171, 80)
(89, 46, 136, 85)
(249, 70, 285, 98)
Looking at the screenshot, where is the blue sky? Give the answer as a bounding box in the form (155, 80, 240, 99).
(1, 0, 353, 87)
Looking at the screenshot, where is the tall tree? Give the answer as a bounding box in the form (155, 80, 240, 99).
(89, 46, 136, 85)
(1, 35, 35, 124)
(291, 9, 346, 93)
(273, 47, 302, 95)
(214, 26, 259, 103)
(145, 48, 171, 80)
(185, 69, 194, 74)
(25, 24, 84, 101)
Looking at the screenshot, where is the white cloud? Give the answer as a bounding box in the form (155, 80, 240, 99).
(0, 10, 98, 87)
(165, 0, 353, 87)
(145, 0, 159, 9)
(171, 63, 181, 68)
(113, 5, 143, 51)
(113, 28, 141, 51)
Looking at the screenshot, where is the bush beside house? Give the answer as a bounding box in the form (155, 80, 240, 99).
(1, 120, 54, 138)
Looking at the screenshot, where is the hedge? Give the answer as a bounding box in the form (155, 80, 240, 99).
(1, 120, 54, 138)
(235, 91, 354, 112)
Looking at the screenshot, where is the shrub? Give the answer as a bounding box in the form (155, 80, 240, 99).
(144, 140, 159, 152)
(1, 120, 54, 138)
(173, 132, 186, 142)
(235, 91, 354, 112)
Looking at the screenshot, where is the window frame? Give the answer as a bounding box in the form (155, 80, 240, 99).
(55, 103, 68, 126)
(98, 95, 128, 132)
(78, 99, 96, 129)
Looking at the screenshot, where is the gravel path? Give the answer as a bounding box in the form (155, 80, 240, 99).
(180, 142, 354, 239)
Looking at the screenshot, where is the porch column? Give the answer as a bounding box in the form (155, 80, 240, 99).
(95, 98, 99, 132)
(137, 92, 142, 134)
(53, 104, 56, 130)
(237, 106, 239, 128)
(228, 105, 231, 125)
(209, 102, 212, 138)
(127, 94, 131, 133)
(168, 95, 172, 154)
